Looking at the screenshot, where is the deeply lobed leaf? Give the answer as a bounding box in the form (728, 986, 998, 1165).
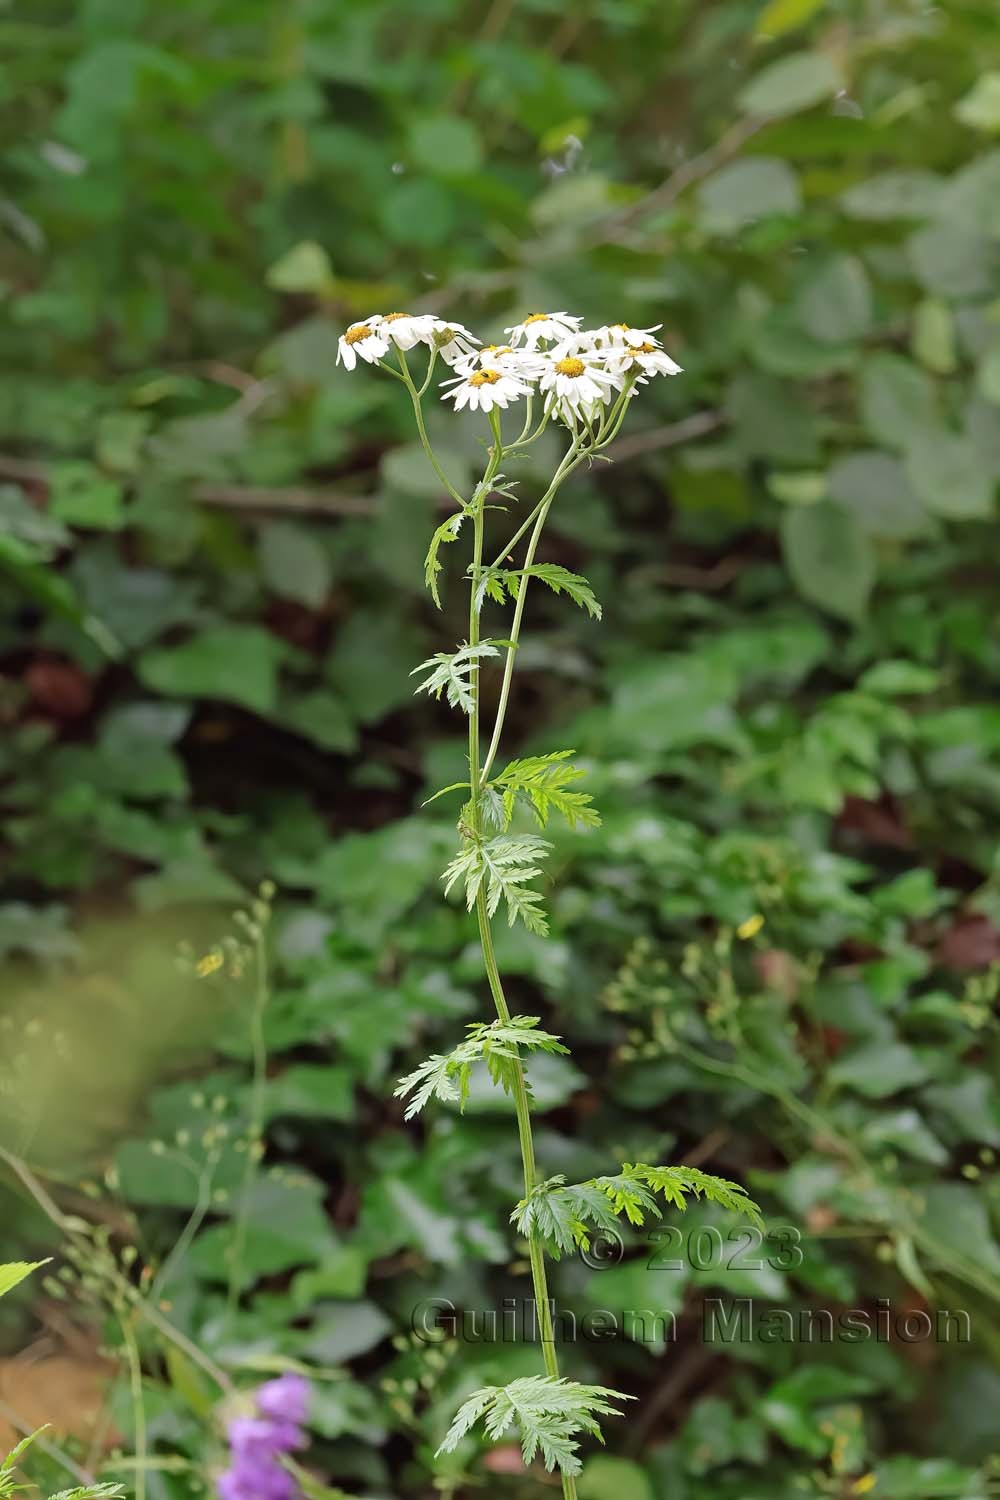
(436, 1375, 633, 1476)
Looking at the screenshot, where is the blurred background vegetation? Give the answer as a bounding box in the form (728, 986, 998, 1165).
(1, 0, 1000, 1496)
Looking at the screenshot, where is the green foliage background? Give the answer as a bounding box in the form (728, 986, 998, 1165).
(1, 0, 1000, 1496)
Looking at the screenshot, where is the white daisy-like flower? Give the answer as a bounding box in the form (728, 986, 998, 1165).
(456, 343, 549, 380)
(377, 311, 439, 350)
(440, 366, 531, 413)
(588, 322, 683, 378)
(612, 340, 683, 379)
(337, 317, 391, 370)
(505, 311, 583, 348)
(538, 347, 623, 421)
(427, 319, 481, 366)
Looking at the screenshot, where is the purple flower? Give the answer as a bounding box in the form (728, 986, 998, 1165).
(218, 1463, 296, 1500)
(256, 1375, 310, 1428)
(228, 1416, 304, 1458)
(218, 1377, 311, 1500)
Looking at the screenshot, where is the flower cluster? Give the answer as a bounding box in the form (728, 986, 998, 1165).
(218, 1375, 310, 1500)
(337, 309, 681, 426)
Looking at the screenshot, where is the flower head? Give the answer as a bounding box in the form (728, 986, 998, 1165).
(427, 318, 481, 365)
(505, 311, 583, 349)
(589, 323, 683, 379)
(218, 1378, 310, 1500)
(538, 346, 623, 425)
(377, 312, 438, 350)
(336, 317, 390, 370)
(456, 343, 549, 380)
(256, 1375, 310, 1427)
(441, 366, 531, 413)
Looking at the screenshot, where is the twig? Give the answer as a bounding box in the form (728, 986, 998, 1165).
(194, 482, 372, 516)
(629, 556, 748, 593)
(0, 455, 374, 517)
(680, 1127, 731, 1169)
(449, 0, 517, 110)
(628, 1345, 718, 1452)
(591, 114, 769, 243)
(608, 410, 723, 462)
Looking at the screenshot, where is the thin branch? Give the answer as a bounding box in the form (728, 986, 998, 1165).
(591, 114, 769, 243)
(608, 409, 723, 461)
(193, 483, 373, 516)
(0, 455, 374, 517)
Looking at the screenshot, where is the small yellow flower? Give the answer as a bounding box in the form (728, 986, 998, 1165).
(196, 951, 224, 978)
(737, 913, 765, 940)
(852, 1476, 878, 1495)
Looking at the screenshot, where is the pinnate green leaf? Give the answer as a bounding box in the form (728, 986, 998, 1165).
(437, 1376, 633, 1476)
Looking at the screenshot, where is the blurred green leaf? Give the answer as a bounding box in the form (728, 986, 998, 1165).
(739, 51, 841, 116)
(138, 625, 286, 713)
(781, 501, 875, 620)
(409, 115, 484, 177)
(259, 520, 332, 607)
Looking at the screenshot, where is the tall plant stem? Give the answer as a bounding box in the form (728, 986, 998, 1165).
(465, 426, 578, 1500)
(399, 349, 466, 504)
(226, 919, 269, 1324)
(479, 447, 582, 786)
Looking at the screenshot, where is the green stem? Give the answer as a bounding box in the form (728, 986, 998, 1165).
(465, 424, 577, 1500)
(118, 1307, 147, 1500)
(678, 1043, 1000, 1305)
(479, 445, 583, 786)
(226, 923, 269, 1324)
(0, 1144, 234, 1395)
(399, 349, 466, 504)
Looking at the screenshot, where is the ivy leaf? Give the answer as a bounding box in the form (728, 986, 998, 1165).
(411, 641, 505, 714)
(437, 1376, 633, 1477)
(492, 749, 600, 830)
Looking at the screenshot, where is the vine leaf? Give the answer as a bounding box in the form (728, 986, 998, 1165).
(436, 1375, 633, 1476)
(411, 641, 508, 715)
(492, 749, 600, 830)
(513, 1163, 763, 1257)
(394, 1016, 568, 1119)
(472, 563, 601, 619)
(442, 833, 552, 934)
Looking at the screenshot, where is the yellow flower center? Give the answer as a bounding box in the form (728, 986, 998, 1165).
(612, 322, 630, 330)
(383, 312, 411, 321)
(524, 313, 551, 324)
(469, 370, 501, 386)
(345, 324, 372, 344)
(555, 357, 586, 377)
(632, 342, 658, 355)
(483, 344, 514, 355)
